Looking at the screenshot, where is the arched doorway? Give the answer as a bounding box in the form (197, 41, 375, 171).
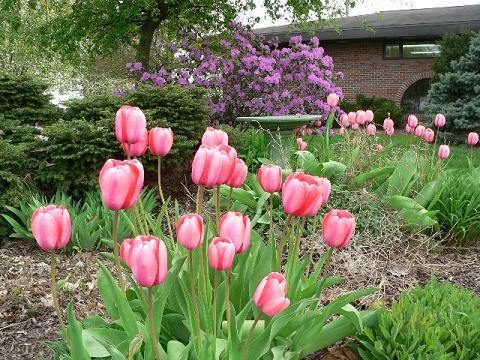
(401, 78, 432, 114)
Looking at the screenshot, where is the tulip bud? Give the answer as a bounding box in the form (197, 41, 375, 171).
(191, 145, 234, 187)
(149, 127, 174, 156)
(405, 124, 414, 134)
(120, 235, 168, 287)
(122, 128, 148, 156)
(407, 115, 418, 128)
(340, 114, 349, 127)
(339, 127, 346, 136)
(423, 128, 435, 143)
(383, 118, 394, 129)
(115, 105, 147, 144)
(365, 110, 374, 122)
(282, 172, 328, 217)
(32, 205, 72, 251)
(314, 120, 322, 127)
(356, 110, 366, 125)
(366, 124, 376, 136)
(226, 158, 248, 188)
(99, 159, 144, 210)
(467, 132, 479, 146)
(202, 127, 228, 147)
(434, 113, 446, 128)
(385, 126, 394, 136)
(258, 164, 282, 193)
(415, 125, 426, 137)
(327, 93, 339, 107)
(219, 212, 251, 253)
(377, 144, 384, 152)
(351, 123, 360, 131)
(253, 272, 290, 316)
(217, 144, 237, 185)
(348, 112, 356, 125)
(176, 214, 204, 250)
(438, 144, 450, 160)
(208, 237, 235, 270)
(322, 209, 356, 248)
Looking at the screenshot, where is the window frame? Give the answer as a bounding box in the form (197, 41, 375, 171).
(383, 39, 440, 60)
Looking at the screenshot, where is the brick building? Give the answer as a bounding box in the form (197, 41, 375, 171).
(256, 5, 480, 114)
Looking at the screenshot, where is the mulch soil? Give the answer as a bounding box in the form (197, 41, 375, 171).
(1, 239, 479, 359)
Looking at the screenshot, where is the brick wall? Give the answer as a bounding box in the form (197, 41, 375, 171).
(323, 40, 435, 105)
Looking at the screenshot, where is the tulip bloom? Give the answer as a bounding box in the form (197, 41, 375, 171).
(191, 145, 233, 187)
(202, 127, 228, 147)
(350, 123, 359, 131)
(208, 237, 236, 270)
(383, 118, 394, 129)
(122, 128, 148, 156)
(366, 124, 376, 136)
(423, 128, 435, 143)
(115, 105, 147, 144)
(438, 145, 450, 160)
(347, 112, 356, 125)
(314, 120, 322, 127)
(365, 110, 374, 122)
(385, 126, 394, 136)
(149, 127, 174, 156)
(377, 144, 384, 152)
(32, 205, 71, 251)
(407, 115, 418, 128)
(99, 159, 144, 210)
(226, 158, 248, 188)
(217, 144, 237, 185)
(253, 272, 290, 316)
(219, 212, 251, 253)
(415, 125, 426, 137)
(340, 114, 349, 127)
(356, 110, 366, 125)
(467, 132, 479, 146)
(258, 164, 282, 193)
(327, 93, 339, 107)
(405, 124, 414, 134)
(176, 214, 204, 250)
(434, 113, 446, 128)
(322, 209, 356, 248)
(339, 127, 346, 136)
(120, 236, 168, 287)
(282, 172, 329, 217)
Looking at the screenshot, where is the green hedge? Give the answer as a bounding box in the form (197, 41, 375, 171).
(341, 94, 406, 126)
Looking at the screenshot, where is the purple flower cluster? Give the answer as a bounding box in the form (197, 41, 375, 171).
(124, 23, 343, 121)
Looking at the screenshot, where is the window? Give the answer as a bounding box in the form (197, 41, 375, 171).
(384, 41, 440, 59)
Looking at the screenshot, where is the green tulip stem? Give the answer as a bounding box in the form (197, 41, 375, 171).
(196, 185, 205, 215)
(50, 251, 67, 339)
(243, 311, 263, 360)
(227, 187, 233, 211)
(148, 287, 162, 360)
(157, 156, 174, 246)
(294, 217, 306, 262)
(268, 194, 274, 245)
(226, 270, 232, 347)
(213, 271, 220, 339)
(188, 250, 202, 344)
(113, 211, 126, 291)
(215, 185, 221, 227)
(319, 248, 334, 279)
(277, 214, 293, 270)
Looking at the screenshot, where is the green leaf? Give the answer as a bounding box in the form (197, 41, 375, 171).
(355, 166, 395, 187)
(320, 161, 347, 179)
(82, 328, 128, 358)
(66, 302, 91, 360)
(386, 149, 417, 196)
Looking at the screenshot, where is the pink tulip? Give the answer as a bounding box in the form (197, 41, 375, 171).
(438, 145, 450, 160)
(202, 127, 228, 147)
(99, 159, 144, 210)
(322, 209, 356, 248)
(306, 128, 313, 136)
(467, 132, 479, 146)
(191, 145, 229, 187)
(115, 105, 147, 144)
(208, 237, 236, 270)
(415, 125, 426, 137)
(339, 127, 346, 136)
(296, 138, 307, 150)
(282, 172, 329, 217)
(385, 126, 394, 136)
(327, 93, 339, 107)
(351, 123, 360, 131)
(347, 112, 356, 125)
(366, 124, 376, 136)
(219, 212, 251, 253)
(258, 164, 282, 193)
(383, 118, 394, 129)
(176, 214, 204, 250)
(318, 177, 332, 205)
(226, 158, 248, 188)
(377, 144, 384, 152)
(365, 110, 374, 123)
(32, 205, 71, 251)
(356, 110, 366, 125)
(407, 115, 418, 128)
(340, 114, 349, 127)
(217, 144, 237, 184)
(120, 235, 168, 287)
(122, 128, 148, 156)
(314, 120, 322, 127)
(434, 113, 446, 128)
(253, 272, 290, 317)
(405, 124, 414, 134)
(423, 128, 435, 143)
(149, 127, 174, 156)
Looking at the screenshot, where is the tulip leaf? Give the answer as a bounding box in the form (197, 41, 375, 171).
(415, 180, 440, 208)
(320, 161, 347, 179)
(295, 150, 319, 174)
(355, 166, 395, 187)
(90, 336, 127, 360)
(66, 302, 91, 360)
(166, 340, 189, 360)
(82, 328, 129, 358)
(387, 149, 417, 196)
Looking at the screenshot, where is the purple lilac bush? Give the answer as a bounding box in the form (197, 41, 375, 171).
(119, 23, 344, 122)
